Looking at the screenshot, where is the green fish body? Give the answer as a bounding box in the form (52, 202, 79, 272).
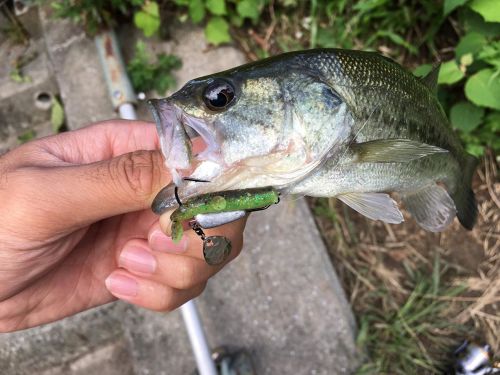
(149, 49, 477, 232)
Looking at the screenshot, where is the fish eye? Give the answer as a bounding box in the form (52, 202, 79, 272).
(203, 80, 235, 111)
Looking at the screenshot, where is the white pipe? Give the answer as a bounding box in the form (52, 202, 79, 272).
(118, 102, 137, 120)
(117, 104, 217, 375)
(181, 300, 218, 375)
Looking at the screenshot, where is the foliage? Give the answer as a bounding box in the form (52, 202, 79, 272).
(414, 1, 500, 157)
(170, 0, 446, 52)
(48, 0, 145, 35)
(133, 1, 160, 37)
(172, 0, 266, 45)
(126, 41, 182, 94)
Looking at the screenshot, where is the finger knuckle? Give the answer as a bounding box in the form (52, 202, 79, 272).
(157, 288, 178, 312)
(115, 151, 163, 202)
(192, 282, 206, 298)
(157, 283, 207, 312)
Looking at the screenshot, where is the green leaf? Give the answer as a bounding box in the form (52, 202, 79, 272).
(469, 0, 500, 22)
(485, 111, 500, 132)
(450, 102, 485, 132)
(466, 143, 484, 156)
(444, 0, 468, 16)
(438, 60, 465, 84)
(51, 97, 65, 133)
(17, 129, 36, 144)
(465, 69, 500, 109)
(237, 0, 261, 22)
(413, 64, 433, 78)
(134, 1, 160, 37)
(189, 0, 205, 23)
(477, 41, 500, 68)
(462, 8, 500, 37)
(205, 16, 231, 45)
(455, 32, 487, 59)
(206, 0, 226, 15)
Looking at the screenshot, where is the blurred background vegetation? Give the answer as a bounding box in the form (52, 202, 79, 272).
(4, 0, 499, 373)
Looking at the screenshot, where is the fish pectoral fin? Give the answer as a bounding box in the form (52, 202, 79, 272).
(420, 64, 440, 95)
(402, 185, 457, 232)
(337, 192, 404, 224)
(352, 139, 448, 163)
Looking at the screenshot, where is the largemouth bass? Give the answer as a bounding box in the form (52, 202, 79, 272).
(149, 49, 477, 232)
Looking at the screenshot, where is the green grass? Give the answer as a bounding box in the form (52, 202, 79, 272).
(355, 265, 466, 374)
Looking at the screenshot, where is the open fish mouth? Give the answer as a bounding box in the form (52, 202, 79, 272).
(148, 98, 220, 186)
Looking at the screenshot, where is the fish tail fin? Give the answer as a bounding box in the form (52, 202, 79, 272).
(452, 155, 478, 230)
(402, 185, 456, 232)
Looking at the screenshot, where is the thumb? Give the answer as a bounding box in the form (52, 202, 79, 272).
(18, 150, 171, 229)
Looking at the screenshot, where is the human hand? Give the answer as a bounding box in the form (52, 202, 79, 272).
(0, 120, 245, 332)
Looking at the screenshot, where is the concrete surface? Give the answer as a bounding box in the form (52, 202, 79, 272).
(0, 14, 360, 375)
(0, 304, 128, 374)
(0, 7, 57, 154)
(38, 6, 116, 129)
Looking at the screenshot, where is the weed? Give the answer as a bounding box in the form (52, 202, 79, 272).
(9, 51, 37, 84)
(46, 0, 145, 35)
(51, 96, 65, 133)
(355, 259, 467, 374)
(126, 41, 181, 94)
(17, 129, 36, 144)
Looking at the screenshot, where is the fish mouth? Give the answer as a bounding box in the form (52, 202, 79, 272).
(148, 98, 220, 186)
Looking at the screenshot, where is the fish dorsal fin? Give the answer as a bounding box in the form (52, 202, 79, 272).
(420, 64, 440, 94)
(352, 139, 448, 163)
(337, 192, 404, 224)
(402, 185, 456, 232)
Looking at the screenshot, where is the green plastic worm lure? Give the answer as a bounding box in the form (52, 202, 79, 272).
(168, 187, 279, 265)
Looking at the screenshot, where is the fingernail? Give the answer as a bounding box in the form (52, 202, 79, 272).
(119, 246, 157, 274)
(149, 229, 188, 253)
(105, 274, 138, 297)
